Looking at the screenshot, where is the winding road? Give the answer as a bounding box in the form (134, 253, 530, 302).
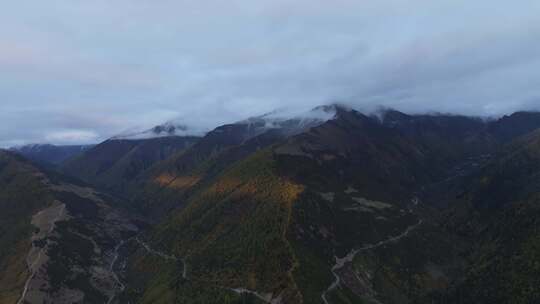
(321, 220, 423, 304)
(106, 240, 129, 304)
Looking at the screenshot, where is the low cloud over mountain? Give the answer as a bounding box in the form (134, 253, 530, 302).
(2, 0, 540, 146)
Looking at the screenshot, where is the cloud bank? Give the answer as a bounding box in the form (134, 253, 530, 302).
(1, 0, 540, 146)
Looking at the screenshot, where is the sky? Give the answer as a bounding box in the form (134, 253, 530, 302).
(1, 0, 540, 146)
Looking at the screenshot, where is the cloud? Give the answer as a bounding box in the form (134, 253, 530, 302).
(44, 130, 99, 144)
(1, 0, 540, 146)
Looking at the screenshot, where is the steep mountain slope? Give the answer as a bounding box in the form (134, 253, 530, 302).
(0, 151, 55, 303)
(487, 111, 540, 142)
(441, 129, 540, 304)
(10, 144, 94, 166)
(62, 136, 199, 194)
(0, 150, 139, 304)
(266, 109, 484, 303)
(136, 149, 304, 303)
(380, 110, 495, 166)
(132, 106, 337, 217)
(57, 108, 314, 198)
(120, 107, 510, 304)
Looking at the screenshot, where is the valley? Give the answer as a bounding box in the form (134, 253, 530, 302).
(322, 219, 423, 304)
(3, 106, 540, 304)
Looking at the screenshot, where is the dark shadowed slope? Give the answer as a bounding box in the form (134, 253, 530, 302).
(61, 136, 200, 194)
(10, 144, 94, 166)
(488, 111, 540, 142)
(441, 129, 540, 304)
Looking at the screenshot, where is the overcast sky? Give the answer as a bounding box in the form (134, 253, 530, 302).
(1, 0, 540, 146)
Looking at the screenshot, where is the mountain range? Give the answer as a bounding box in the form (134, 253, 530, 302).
(9, 144, 94, 166)
(3, 105, 540, 304)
